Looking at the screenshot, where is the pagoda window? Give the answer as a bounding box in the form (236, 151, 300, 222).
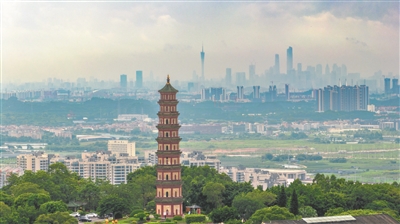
(166, 174, 169, 180)
(176, 209, 178, 215)
(166, 192, 169, 197)
(165, 132, 169, 137)
(175, 191, 177, 197)
(166, 119, 169, 124)
(159, 174, 162, 179)
(174, 174, 177, 180)
(166, 145, 169, 151)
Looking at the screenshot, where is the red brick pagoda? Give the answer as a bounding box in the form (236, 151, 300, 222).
(155, 75, 183, 217)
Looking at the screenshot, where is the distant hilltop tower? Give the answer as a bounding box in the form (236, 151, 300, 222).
(155, 75, 183, 218)
(201, 45, 205, 81)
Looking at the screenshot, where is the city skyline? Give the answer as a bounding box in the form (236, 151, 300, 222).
(3, 2, 399, 83)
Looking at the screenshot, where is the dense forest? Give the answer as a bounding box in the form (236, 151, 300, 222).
(1, 163, 399, 224)
(1, 97, 378, 126)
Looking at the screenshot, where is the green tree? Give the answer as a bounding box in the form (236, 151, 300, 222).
(78, 180, 100, 211)
(97, 195, 130, 218)
(0, 202, 12, 223)
(0, 191, 14, 207)
(290, 189, 299, 215)
(276, 185, 287, 207)
(299, 206, 317, 218)
(232, 194, 263, 221)
(131, 174, 156, 209)
(246, 190, 276, 206)
(202, 182, 226, 210)
(14, 193, 51, 209)
(34, 211, 78, 224)
(39, 201, 68, 214)
(249, 206, 295, 224)
(209, 206, 238, 223)
(10, 182, 48, 197)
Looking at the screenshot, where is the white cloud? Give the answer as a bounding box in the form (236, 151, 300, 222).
(2, 2, 398, 83)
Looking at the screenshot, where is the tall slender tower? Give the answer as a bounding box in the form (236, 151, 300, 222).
(155, 75, 183, 218)
(201, 45, 205, 81)
(274, 54, 280, 75)
(287, 46, 293, 75)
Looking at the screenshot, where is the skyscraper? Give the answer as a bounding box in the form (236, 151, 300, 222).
(316, 89, 324, 112)
(236, 72, 246, 86)
(316, 84, 369, 112)
(249, 64, 256, 82)
(200, 45, 205, 81)
(297, 63, 302, 73)
(287, 46, 293, 75)
(325, 64, 330, 76)
(392, 78, 399, 94)
(384, 78, 391, 94)
(274, 54, 280, 75)
(136, 71, 143, 88)
(155, 75, 183, 217)
(285, 84, 290, 101)
(226, 68, 232, 86)
(210, 87, 224, 101)
(253, 86, 260, 99)
(120, 74, 127, 89)
(237, 86, 244, 100)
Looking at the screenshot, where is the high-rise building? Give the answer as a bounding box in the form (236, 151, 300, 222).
(287, 46, 293, 75)
(107, 140, 136, 157)
(325, 64, 330, 76)
(316, 85, 369, 112)
(210, 87, 225, 101)
(341, 64, 347, 78)
(236, 72, 246, 86)
(120, 74, 127, 89)
(253, 86, 260, 99)
(274, 54, 280, 75)
(384, 78, 391, 94)
(226, 68, 232, 86)
(188, 82, 194, 92)
(17, 152, 49, 172)
(249, 64, 256, 82)
(237, 86, 244, 100)
(155, 75, 183, 217)
(269, 85, 277, 101)
(297, 63, 302, 74)
(392, 78, 399, 94)
(136, 71, 143, 88)
(201, 45, 205, 81)
(285, 84, 290, 100)
(201, 88, 210, 100)
(316, 89, 324, 112)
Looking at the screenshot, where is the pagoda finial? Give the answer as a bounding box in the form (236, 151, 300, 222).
(167, 75, 170, 84)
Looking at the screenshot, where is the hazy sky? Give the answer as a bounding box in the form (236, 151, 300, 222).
(2, 1, 399, 83)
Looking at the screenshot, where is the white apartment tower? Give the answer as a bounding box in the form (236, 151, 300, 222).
(108, 140, 136, 156)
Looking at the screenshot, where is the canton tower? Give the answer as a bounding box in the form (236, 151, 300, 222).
(200, 45, 205, 81)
